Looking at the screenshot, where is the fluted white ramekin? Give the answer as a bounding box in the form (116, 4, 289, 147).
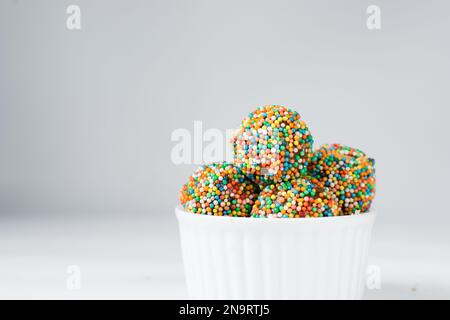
(175, 206, 375, 300)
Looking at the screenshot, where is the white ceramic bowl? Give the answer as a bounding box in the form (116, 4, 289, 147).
(176, 206, 376, 300)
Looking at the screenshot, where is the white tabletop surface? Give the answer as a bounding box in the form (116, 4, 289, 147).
(1, 215, 449, 300)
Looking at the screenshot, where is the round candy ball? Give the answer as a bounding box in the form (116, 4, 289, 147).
(308, 144, 376, 215)
(179, 162, 260, 217)
(251, 177, 340, 218)
(232, 105, 314, 185)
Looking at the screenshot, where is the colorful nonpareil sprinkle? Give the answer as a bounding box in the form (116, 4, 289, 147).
(308, 144, 376, 215)
(251, 177, 340, 218)
(179, 162, 260, 217)
(232, 105, 313, 185)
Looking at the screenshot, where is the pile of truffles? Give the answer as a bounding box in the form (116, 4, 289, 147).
(180, 105, 375, 218)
